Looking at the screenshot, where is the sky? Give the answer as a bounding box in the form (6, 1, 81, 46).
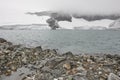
(0, 0, 119, 26)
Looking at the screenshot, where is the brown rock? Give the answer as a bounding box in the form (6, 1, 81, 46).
(5, 70, 11, 76)
(63, 63, 71, 70)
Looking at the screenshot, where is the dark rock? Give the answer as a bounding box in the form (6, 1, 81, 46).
(62, 51, 74, 58)
(105, 54, 113, 59)
(46, 18, 59, 30)
(35, 46, 42, 52)
(5, 42, 13, 45)
(7, 46, 15, 51)
(0, 38, 7, 43)
(113, 54, 120, 60)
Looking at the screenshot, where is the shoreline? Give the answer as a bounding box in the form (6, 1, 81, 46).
(0, 38, 120, 80)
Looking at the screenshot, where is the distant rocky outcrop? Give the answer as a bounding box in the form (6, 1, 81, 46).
(109, 18, 120, 29)
(46, 18, 59, 30)
(27, 11, 72, 30)
(73, 14, 120, 21)
(0, 24, 48, 30)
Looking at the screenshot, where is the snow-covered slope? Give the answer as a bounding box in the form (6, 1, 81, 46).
(109, 19, 120, 29)
(59, 18, 114, 29)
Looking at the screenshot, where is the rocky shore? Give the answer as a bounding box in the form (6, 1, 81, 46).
(0, 38, 120, 80)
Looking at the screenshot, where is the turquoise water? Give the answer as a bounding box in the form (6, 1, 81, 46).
(0, 29, 120, 54)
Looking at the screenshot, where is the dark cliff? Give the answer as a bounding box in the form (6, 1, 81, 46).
(27, 11, 72, 30)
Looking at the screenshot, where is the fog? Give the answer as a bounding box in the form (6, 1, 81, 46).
(0, 0, 119, 25)
(0, 0, 120, 14)
(48, 0, 120, 15)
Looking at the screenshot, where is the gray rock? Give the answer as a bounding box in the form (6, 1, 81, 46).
(41, 66, 51, 72)
(51, 69, 63, 77)
(35, 46, 42, 52)
(73, 76, 88, 80)
(108, 73, 120, 80)
(62, 51, 74, 58)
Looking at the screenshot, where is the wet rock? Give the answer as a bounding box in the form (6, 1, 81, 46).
(108, 73, 120, 80)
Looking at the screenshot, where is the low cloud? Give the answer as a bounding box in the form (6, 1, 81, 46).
(46, 0, 120, 15)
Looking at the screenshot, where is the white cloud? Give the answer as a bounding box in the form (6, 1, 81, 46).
(0, 0, 119, 25)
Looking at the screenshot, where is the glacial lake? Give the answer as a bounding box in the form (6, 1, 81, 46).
(0, 29, 120, 54)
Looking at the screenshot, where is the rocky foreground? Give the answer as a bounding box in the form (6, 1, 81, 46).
(0, 38, 120, 80)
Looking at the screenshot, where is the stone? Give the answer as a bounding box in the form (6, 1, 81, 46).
(5, 70, 12, 76)
(35, 46, 42, 52)
(0, 38, 7, 43)
(108, 73, 120, 80)
(41, 66, 51, 72)
(62, 51, 74, 58)
(63, 63, 71, 70)
(73, 75, 88, 80)
(10, 65, 17, 71)
(76, 66, 87, 76)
